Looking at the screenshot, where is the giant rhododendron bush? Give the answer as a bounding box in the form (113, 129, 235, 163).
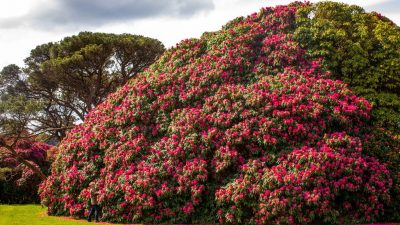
(40, 2, 397, 224)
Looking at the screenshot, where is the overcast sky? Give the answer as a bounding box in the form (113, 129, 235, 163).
(0, 0, 399, 69)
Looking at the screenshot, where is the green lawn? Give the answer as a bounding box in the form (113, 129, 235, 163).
(0, 204, 116, 225)
(2, 204, 397, 225)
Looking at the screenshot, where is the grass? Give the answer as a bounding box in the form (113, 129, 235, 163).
(1, 204, 397, 225)
(0, 204, 117, 225)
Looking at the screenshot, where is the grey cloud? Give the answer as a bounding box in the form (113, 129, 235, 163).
(0, 0, 214, 29)
(0, 18, 26, 29)
(366, 0, 400, 14)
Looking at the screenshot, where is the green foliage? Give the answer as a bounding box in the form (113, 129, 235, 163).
(1, 32, 165, 141)
(25, 32, 165, 115)
(0, 95, 41, 142)
(0, 64, 42, 139)
(0, 95, 42, 135)
(0, 64, 23, 95)
(295, 1, 400, 131)
(0, 64, 42, 137)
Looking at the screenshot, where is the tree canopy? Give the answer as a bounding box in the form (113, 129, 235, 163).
(1, 32, 165, 141)
(0, 65, 47, 180)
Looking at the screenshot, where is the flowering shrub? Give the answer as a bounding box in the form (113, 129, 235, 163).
(216, 133, 391, 224)
(0, 139, 51, 203)
(40, 2, 395, 224)
(362, 129, 400, 221)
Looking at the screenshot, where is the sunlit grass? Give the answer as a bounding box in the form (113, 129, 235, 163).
(0, 204, 117, 225)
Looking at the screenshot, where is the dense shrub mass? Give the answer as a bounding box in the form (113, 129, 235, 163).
(40, 2, 399, 224)
(216, 133, 391, 224)
(0, 140, 51, 203)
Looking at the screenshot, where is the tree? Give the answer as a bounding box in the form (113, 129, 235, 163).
(0, 64, 47, 179)
(295, 1, 400, 131)
(24, 32, 165, 141)
(0, 96, 46, 179)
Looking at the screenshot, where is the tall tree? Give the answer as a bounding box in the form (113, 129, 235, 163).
(0, 65, 67, 180)
(0, 64, 47, 180)
(22, 32, 164, 140)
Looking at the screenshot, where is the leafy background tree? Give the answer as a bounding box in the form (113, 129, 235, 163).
(24, 32, 165, 141)
(0, 32, 165, 142)
(0, 75, 51, 203)
(295, 1, 400, 132)
(0, 32, 164, 203)
(0, 64, 46, 179)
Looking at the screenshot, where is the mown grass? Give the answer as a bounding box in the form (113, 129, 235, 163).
(2, 204, 397, 225)
(0, 204, 115, 225)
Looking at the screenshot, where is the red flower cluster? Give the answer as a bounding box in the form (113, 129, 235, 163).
(40, 3, 393, 224)
(216, 133, 391, 224)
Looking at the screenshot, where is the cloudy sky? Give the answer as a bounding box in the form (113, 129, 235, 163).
(0, 0, 399, 69)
